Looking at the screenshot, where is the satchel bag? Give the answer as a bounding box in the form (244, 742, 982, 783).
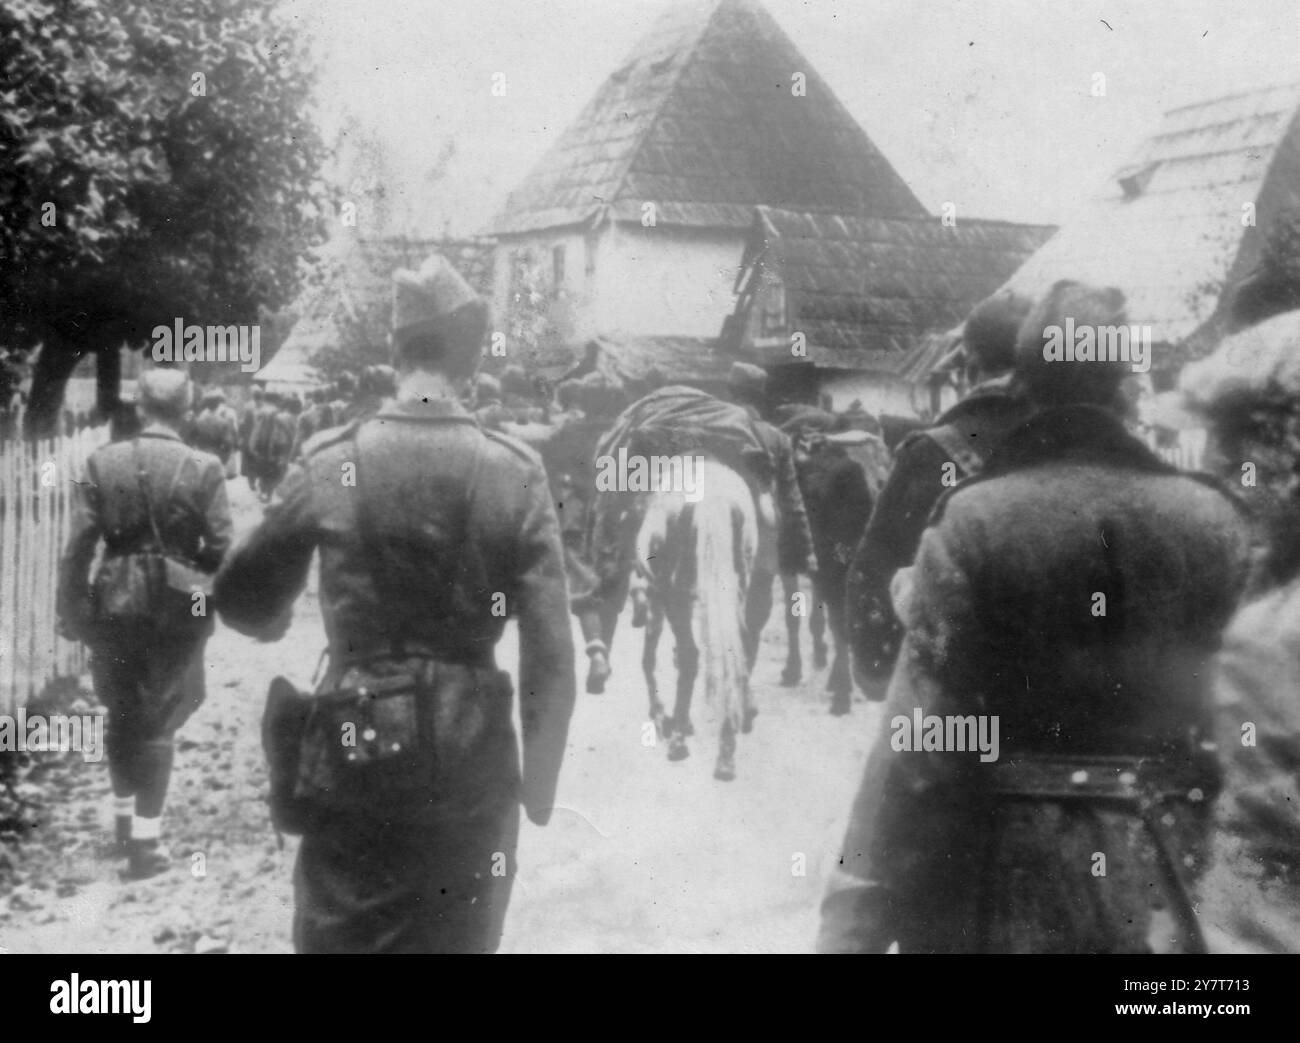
(293, 665, 431, 819)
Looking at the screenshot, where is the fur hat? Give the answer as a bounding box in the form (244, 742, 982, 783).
(1014, 280, 1130, 407)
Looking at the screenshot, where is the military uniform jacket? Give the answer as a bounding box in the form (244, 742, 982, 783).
(213, 396, 576, 824)
(819, 405, 1253, 953)
(58, 425, 233, 633)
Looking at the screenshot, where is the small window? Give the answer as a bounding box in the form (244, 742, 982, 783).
(552, 244, 566, 292)
(761, 281, 786, 334)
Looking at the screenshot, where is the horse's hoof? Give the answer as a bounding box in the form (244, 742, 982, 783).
(741, 707, 758, 734)
(586, 655, 611, 695)
(829, 696, 851, 717)
(630, 594, 648, 628)
(813, 649, 829, 670)
(652, 712, 671, 740)
(667, 735, 690, 761)
(713, 757, 736, 781)
(779, 668, 801, 687)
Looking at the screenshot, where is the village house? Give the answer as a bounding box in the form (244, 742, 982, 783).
(484, 0, 926, 383)
(1000, 79, 1300, 391)
(722, 206, 1055, 415)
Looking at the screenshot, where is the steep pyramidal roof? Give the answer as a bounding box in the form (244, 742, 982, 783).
(489, 0, 925, 235)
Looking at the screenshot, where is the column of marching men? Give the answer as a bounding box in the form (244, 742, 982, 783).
(52, 263, 1300, 953)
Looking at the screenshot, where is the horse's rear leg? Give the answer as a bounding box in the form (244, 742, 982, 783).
(713, 719, 737, 781)
(641, 601, 670, 737)
(667, 600, 698, 761)
(810, 583, 829, 670)
(743, 568, 775, 674)
(779, 571, 802, 686)
(630, 564, 651, 629)
(824, 574, 853, 714)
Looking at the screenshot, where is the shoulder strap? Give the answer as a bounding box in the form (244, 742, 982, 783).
(133, 438, 192, 556)
(132, 439, 166, 553)
(922, 423, 986, 479)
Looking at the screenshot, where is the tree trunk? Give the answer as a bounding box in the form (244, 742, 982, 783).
(95, 345, 122, 420)
(23, 336, 87, 440)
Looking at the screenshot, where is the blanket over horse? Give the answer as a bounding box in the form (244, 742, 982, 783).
(592, 385, 773, 476)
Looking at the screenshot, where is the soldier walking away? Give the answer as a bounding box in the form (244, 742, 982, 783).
(817, 281, 1253, 953)
(56, 369, 232, 879)
(724, 362, 816, 675)
(190, 389, 240, 476)
(845, 293, 1034, 690)
(239, 385, 266, 490)
(214, 256, 576, 954)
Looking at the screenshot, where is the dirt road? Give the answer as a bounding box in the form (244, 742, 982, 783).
(0, 478, 882, 954)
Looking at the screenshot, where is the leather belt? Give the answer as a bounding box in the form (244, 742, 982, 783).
(984, 752, 1219, 805)
(334, 638, 496, 672)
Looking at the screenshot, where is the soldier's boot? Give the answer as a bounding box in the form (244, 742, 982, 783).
(126, 839, 173, 880)
(114, 815, 132, 854)
(107, 792, 134, 856)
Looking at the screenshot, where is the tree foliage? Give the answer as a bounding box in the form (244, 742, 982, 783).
(0, 0, 329, 435)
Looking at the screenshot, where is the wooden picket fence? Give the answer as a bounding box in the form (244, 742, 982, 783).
(0, 425, 108, 714)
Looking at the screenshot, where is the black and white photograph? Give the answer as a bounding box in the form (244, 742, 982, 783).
(0, 0, 1298, 985)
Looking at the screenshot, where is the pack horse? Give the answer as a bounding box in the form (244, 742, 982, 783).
(628, 458, 772, 780)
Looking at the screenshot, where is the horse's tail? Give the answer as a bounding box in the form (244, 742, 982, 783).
(694, 467, 756, 731)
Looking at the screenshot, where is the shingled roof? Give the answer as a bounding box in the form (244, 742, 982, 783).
(738, 206, 1054, 371)
(488, 0, 924, 236)
(1001, 81, 1300, 360)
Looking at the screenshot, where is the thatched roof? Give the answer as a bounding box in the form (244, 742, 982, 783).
(268, 235, 497, 381)
(1002, 81, 1300, 359)
(738, 206, 1054, 372)
(488, 0, 924, 236)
